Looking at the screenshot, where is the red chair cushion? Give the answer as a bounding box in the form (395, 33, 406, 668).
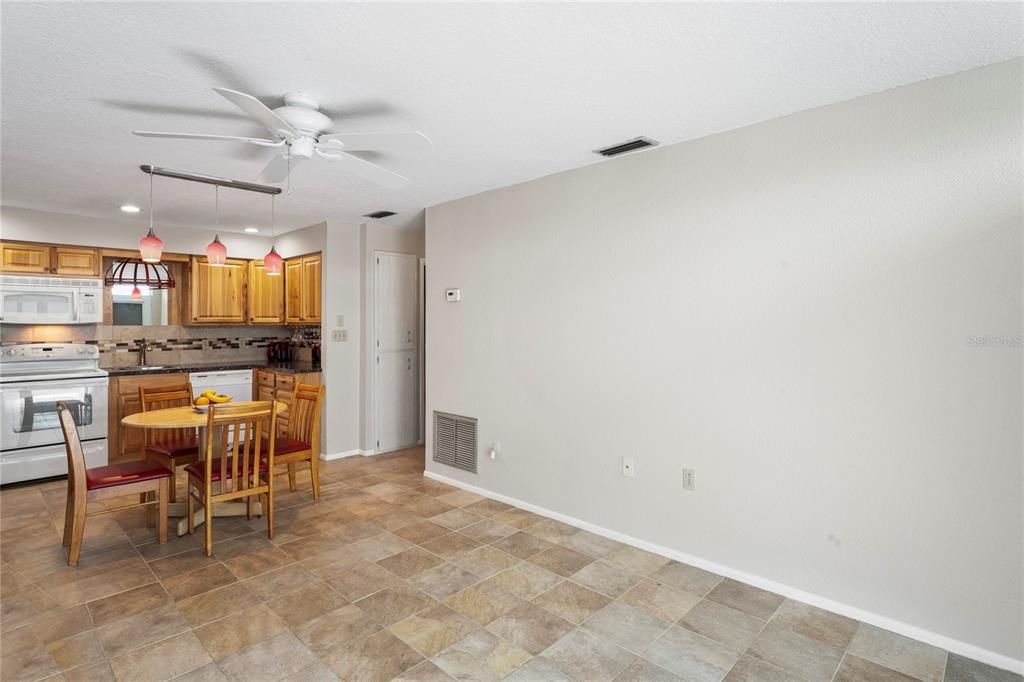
(261, 437, 311, 457)
(184, 457, 270, 482)
(85, 461, 172, 491)
(146, 437, 199, 459)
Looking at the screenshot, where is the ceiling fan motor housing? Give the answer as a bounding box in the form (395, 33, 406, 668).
(275, 92, 332, 136)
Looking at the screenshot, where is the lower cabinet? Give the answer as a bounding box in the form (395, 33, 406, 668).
(253, 369, 321, 436)
(108, 372, 189, 461)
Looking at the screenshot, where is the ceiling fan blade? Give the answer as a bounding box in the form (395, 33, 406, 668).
(212, 87, 298, 140)
(257, 154, 301, 184)
(318, 131, 432, 156)
(316, 150, 410, 189)
(133, 130, 283, 146)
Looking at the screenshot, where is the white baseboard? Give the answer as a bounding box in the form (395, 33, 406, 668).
(424, 469, 1024, 675)
(320, 449, 368, 461)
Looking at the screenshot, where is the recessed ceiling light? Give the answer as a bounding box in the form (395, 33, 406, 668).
(243, 226, 260, 233)
(120, 204, 141, 213)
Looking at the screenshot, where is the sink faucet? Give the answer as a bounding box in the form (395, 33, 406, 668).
(139, 338, 149, 367)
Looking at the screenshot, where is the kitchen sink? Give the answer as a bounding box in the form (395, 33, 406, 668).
(135, 366, 167, 371)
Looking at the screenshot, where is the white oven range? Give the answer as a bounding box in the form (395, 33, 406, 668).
(0, 344, 108, 484)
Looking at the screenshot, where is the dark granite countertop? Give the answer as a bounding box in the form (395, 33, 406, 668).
(107, 361, 322, 377)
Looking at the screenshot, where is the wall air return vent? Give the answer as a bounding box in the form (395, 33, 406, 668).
(593, 136, 659, 158)
(364, 210, 397, 219)
(433, 411, 478, 474)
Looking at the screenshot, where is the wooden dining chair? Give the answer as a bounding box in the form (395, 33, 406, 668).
(267, 384, 325, 501)
(185, 401, 278, 556)
(139, 383, 200, 503)
(57, 401, 171, 566)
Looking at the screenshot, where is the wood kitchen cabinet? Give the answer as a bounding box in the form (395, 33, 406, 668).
(285, 253, 321, 324)
(108, 372, 190, 461)
(247, 260, 284, 324)
(0, 242, 101, 276)
(253, 368, 321, 436)
(189, 256, 247, 324)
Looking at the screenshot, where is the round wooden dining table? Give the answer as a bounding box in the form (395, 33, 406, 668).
(122, 400, 287, 536)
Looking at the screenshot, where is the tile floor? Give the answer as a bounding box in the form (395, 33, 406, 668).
(0, 447, 1019, 682)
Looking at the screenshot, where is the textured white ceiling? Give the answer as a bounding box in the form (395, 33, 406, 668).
(2, 2, 1020, 235)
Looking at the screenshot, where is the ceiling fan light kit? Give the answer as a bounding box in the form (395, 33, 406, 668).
(133, 87, 432, 189)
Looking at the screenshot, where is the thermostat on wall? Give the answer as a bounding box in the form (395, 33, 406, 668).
(445, 288, 462, 302)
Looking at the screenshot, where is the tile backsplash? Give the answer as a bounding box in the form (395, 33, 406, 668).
(0, 324, 303, 368)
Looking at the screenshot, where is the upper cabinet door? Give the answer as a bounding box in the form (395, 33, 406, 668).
(53, 247, 101, 276)
(284, 258, 304, 324)
(248, 260, 284, 324)
(301, 254, 322, 323)
(1, 242, 51, 274)
(190, 257, 247, 324)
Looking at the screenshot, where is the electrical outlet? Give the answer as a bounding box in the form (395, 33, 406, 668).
(682, 468, 696, 491)
(622, 457, 635, 478)
(331, 329, 348, 342)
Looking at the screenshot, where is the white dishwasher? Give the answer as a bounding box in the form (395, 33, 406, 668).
(189, 370, 253, 402)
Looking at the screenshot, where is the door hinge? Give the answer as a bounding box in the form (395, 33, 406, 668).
(377, 440, 380, 447)
(376, 356, 379, 364)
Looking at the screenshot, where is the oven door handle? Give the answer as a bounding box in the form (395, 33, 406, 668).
(1, 377, 109, 391)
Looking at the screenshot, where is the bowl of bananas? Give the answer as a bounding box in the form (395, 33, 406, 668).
(193, 389, 232, 412)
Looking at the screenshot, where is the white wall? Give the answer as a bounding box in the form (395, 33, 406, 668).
(0, 206, 275, 258)
(425, 59, 1023, 663)
(360, 215, 426, 451)
(275, 221, 325, 259)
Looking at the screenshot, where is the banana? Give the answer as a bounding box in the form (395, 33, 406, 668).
(209, 393, 232, 404)
(201, 389, 217, 398)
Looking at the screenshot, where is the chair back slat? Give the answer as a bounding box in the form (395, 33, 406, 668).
(56, 401, 87, 499)
(205, 402, 277, 495)
(140, 383, 196, 445)
(289, 384, 325, 449)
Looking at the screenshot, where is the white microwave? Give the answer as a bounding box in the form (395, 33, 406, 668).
(0, 276, 103, 325)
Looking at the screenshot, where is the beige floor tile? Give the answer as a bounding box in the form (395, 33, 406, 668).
(86, 583, 170, 628)
(431, 629, 532, 681)
(222, 546, 294, 580)
(541, 628, 636, 681)
(46, 630, 105, 671)
(265, 582, 349, 628)
(723, 654, 804, 681)
(436, 490, 485, 508)
(462, 499, 513, 518)
(148, 548, 219, 580)
(108, 631, 212, 682)
(528, 545, 594, 577)
(216, 631, 320, 681)
(161, 563, 238, 602)
(531, 580, 610, 625)
(325, 629, 424, 680)
(404, 497, 457, 518)
(706, 578, 785, 621)
(558, 531, 626, 559)
(618, 578, 701, 623)
(452, 545, 520, 578)
(834, 653, 920, 681)
(176, 582, 254, 627)
(279, 660, 338, 682)
(486, 603, 575, 655)
(504, 655, 573, 681)
(64, 660, 118, 682)
(97, 603, 190, 658)
(194, 602, 289, 660)
(329, 518, 387, 545)
(408, 563, 483, 601)
(324, 561, 400, 601)
(747, 623, 845, 682)
(389, 604, 480, 657)
(483, 563, 563, 601)
(571, 559, 642, 598)
(847, 624, 948, 682)
(430, 508, 483, 531)
(770, 599, 859, 649)
(169, 663, 228, 682)
(394, 659, 454, 681)
(293, 604, 382, 657)
(355, 583, 436, 626)
(491, 531, 554, 560)
(582, 601, 671, 653)
(525, 519, 581, 544)
(603, 546, 671, 576)
(421, 533, 482, 560)
(943, 653, 1022, 682)
(679, 599, 766, 652)
(346, 533, 416, 562)
(28, 605, 94, 644)
(0, 643, 61, 681)
(377, 546, 446, 578)
(241, 564, 321, 602)
(445, 581, 527, 625)
(492, 508, 543, 530)
(394, 520, 452, 545)
(644, 625, 742, 682)
(651, 561, 723, 597)
(456, 519, 518, 544)
(615, 657, 685, 681)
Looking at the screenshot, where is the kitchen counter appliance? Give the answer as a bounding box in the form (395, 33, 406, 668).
(0, 344, 108, 484)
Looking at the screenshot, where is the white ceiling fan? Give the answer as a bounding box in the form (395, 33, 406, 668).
(133, 88, 431, 188)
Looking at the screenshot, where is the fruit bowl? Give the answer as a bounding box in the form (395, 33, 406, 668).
(193, 391, 233, 412)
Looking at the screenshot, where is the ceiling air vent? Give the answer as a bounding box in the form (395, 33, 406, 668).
(433, 411, 478, 474)
(364, 210, 397, 219)
(593, 136, 659, 158)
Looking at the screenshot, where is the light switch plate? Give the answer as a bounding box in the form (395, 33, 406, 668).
(332, 329, 347, 342)
(336, 314, 345, 327)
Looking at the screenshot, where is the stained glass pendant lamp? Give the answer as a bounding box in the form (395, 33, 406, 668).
(263, 194, 283, 275)
(206, 186, 227, 265)
(139, 169, 164, 263)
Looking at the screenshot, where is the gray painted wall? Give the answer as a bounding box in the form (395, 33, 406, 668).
(425, 60, 1023, 660)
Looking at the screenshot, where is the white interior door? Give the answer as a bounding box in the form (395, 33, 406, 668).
(375, 252, 420, 452)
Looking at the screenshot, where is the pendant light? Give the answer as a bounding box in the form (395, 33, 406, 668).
(206, 186, 227, 265)
(139, 169, 164, 263)
(263, 194, 283, 276)
(130, 286, 142, 300)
